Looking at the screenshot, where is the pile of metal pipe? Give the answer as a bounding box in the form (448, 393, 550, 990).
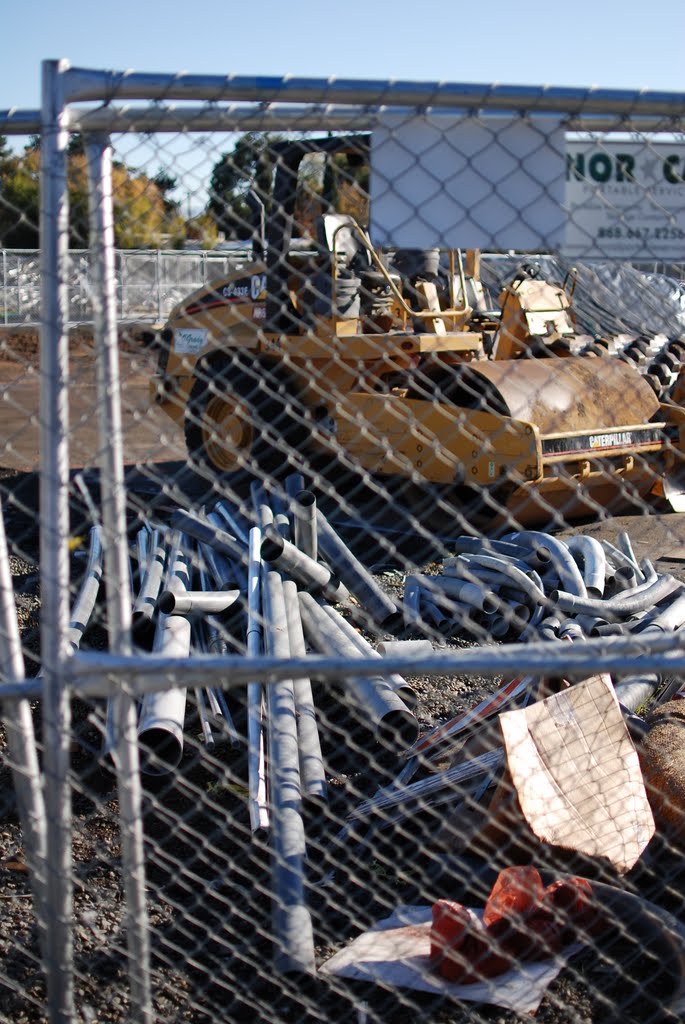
(403, 527, 685, 654)
(111, 522, 244, 769)
(137, 531, 192, 774)
(298, 592, 418, 749)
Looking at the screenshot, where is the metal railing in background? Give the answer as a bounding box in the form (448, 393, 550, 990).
(0, 247, 252, 325)
(2, 247, 683, 328)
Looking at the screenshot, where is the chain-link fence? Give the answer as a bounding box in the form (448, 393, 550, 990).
(0, 248, 256, 325)
(2, 248, 684, 328)
(1, 63, 685, 1024)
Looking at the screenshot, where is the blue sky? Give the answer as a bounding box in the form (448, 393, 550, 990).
(2, 0, 684, 113)
(2, 0, 684, 216)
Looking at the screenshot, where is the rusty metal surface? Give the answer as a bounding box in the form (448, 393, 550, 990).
(470, 357, 660, 434)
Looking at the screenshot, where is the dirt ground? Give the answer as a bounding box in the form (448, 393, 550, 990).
(0, 326, 186, 472)
(2, 326, 685, 1024)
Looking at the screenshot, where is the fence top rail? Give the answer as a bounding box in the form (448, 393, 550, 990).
(58, 64, 685, 117)
(2, 65, 685, 137)
(0, 108, 40, 135)
(3, 107, 680, 137)
(0, 632, 681, 702)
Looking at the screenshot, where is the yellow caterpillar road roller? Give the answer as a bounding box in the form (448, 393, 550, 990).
(151, 135, 685, 525)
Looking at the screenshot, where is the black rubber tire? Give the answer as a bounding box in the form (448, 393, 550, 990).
(184, 350, 310, 479)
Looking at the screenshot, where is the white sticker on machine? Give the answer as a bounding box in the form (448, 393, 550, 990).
(174, 328, 208, 354)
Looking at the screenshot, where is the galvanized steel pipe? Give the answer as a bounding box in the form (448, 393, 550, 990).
(282, 578, 327, 802)
(132, 531, 165, 649)
(551, 574, 683, 622)
(322, 605, 418, 707)
(503, 530, 587, 597)
(298, 592, 418, 748)
(314, 511, 401, 632)
(565, 535, 607, 598)
(261, 565, 315, 974)
(67, 525, 103, 651)
(261, 528, 350, 604)
(292, 490, 318, 562)
(246, 527, 268, 833)
(137, 533, 190, 774)
(157, 588, 241, 616)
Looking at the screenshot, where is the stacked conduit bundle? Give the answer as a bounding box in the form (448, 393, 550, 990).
(88, 477, 420, 974)
(403, 527, 685, 715)
(42, 479, 685, 972)
(406, 530, 681, 637)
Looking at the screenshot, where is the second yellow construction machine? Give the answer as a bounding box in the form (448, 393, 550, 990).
(151, 135, 685, 525)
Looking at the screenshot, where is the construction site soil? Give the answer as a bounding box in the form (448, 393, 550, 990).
(1, 327, 685, 1023)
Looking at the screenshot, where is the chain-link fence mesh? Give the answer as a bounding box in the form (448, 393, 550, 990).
(1, 67, 685, 1024)
(0, 249, 258, 325)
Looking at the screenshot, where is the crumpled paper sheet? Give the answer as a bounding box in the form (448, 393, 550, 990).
(499, 673, 655, 873)
(320, 905, 580, 1014)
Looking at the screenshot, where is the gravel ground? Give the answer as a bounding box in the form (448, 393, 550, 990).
(1, 329, 685, 1023)
(2, 474, 685, 1024)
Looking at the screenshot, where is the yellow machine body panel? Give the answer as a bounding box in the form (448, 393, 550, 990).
(150, 209, 683, 524)
(161, 263, 268, 379)
(494, 276, 577, 360)
(468, 357, 660, 434)
(331, 396, 540, 486)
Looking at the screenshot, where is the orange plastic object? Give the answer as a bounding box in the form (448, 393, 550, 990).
(430, 900, 469, 965)
(431, 870, 601, 985)
(483, 866, 545, 926)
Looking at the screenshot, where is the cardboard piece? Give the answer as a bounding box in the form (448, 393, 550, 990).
(499, 674, 655, 873)
(320, 905, 578, 1015)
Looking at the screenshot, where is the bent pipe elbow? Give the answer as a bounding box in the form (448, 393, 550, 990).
(551, 574, 684, 622)
(565, 535, 606, 598)
(449, 554, 548, 609)
(503, 530, 587, 597)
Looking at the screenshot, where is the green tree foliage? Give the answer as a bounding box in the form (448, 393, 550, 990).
(207, 132, 282, 241)
(0, 138, 40, 247)
(0, 137, 188, 248)
(206, 134, 370, 244)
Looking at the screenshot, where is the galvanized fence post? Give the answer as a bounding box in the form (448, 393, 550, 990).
(39, 56, 75, 1024)
(85, 133, 153, 1024)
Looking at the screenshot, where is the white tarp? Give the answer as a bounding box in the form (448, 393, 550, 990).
(370, 114, 566, 251)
